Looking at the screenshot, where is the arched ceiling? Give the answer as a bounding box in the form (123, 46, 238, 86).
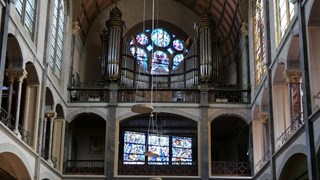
(72, 0, 248, 67)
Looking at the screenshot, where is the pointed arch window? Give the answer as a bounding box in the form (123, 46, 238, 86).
(50, 0, 65, 79)
(253, 0, 267, 86)
(16, 0, 37, 38)
(276, 0, 294, 41)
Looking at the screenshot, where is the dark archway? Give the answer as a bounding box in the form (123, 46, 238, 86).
(279, 153, 308, 180)
(64, 113, 106, 175)
(211, 115, 249, 176)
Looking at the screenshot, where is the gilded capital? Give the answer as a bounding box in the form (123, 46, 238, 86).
(283, 70, 302, 84)
(45, 112, 57, 120)
(5, 67, 27, 82)
(240, 23, 248, 37)
(72, 21, 81, 34)
(258, 112, 269, 124)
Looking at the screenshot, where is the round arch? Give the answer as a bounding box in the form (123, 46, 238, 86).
(118, 108, 199, 123)
(55, 104, 65, 119)
(0, 143, 32, 180)
(208, 109, 248, 123)
(277, 144, 307, 179)
(66, 108, 106, 123)
(278, 153, 307, 180)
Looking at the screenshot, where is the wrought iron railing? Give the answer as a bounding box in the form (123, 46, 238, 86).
(255, 149, 270, 170)
(118, 88, 200, 103)
(211, 161, 250, 176)
(64, 160, 104, 175)
(276, 115, 304, 148)
(208, 86, 250, 104)
(0, 107, 32, 145)
(118, 161, 198, 176)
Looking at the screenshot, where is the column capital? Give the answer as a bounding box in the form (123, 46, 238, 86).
(45, 112, 57, 120)
(258, 112, 269, 124)
(5, 67, 27, 82)
(283, 70, 302, 84)
(72, 21, 81, 35)
(240, 23, 248, 37)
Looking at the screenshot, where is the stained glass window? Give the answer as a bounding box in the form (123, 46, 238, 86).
(147, 134, 169, 165)
(277, 0, 294, 40)
(123, 131, 193, 165)
(16, 0, 37, 38)
(129, 26, 190, 74)
(172, 136, 192, 165)
(173, 54, 184, 70)
(253, 0, 267, 86)
(173, 39, 184, 51)
(151, 28, 171, 47)
(123, 131, 146, 164)
(136, 33, 148, 45)
(152, 51, 169, 74)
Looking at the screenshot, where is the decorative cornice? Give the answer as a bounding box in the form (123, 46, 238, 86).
(283, 70, 302, 84)
(198, 8, 215, 30)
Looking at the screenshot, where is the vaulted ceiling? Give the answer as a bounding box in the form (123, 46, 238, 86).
(72, 0, 249, 67)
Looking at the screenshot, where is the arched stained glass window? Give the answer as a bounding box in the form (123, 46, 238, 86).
(129, 26, 190, 75)
(253, 0, 267, 86)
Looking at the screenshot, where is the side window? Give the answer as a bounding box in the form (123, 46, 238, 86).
(50, 0, 65, 79)
(16, 0, 37, 38)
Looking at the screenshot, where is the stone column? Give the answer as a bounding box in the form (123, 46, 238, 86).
(197, 9, 216, 83)
(259, 112, 269, 159)
(4, 69, 15, 116)
(5, 68, 27, 137)
(42, 117, 48, 158)
(283, 70, 302, 129)
(105, 6, 125, 82)
(45, 112, 57, 164)
(199, 84, 209, 179)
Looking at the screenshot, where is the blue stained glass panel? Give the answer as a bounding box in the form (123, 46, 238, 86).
(136, 33, 148, 45)
(124, 143, 145, 154)
(173, 54, 184, 70)
(151, 29, 171, 47)
(123, 131, 146, 164)
(172, 136, 192, 148)
(173, 39, 184, 51)
(124, 131, 146, 144)
(148, 134, 169, 146)
(152, 51, 169, 74)
(172, 147, 192, 159)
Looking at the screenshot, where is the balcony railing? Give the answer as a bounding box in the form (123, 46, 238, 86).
(0, 107, 32, 145)
(255, 149, 270, 171)
(211, 161, 250, 176)
(276, 115, 304, 148)
(208, 86, 250, 104)
(67, 85, 250, 104)
(118, 88, 200, 103)
(118, 161, 198, 176)
(64, 160, 104, 175)
(68, 85, 109, 103)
